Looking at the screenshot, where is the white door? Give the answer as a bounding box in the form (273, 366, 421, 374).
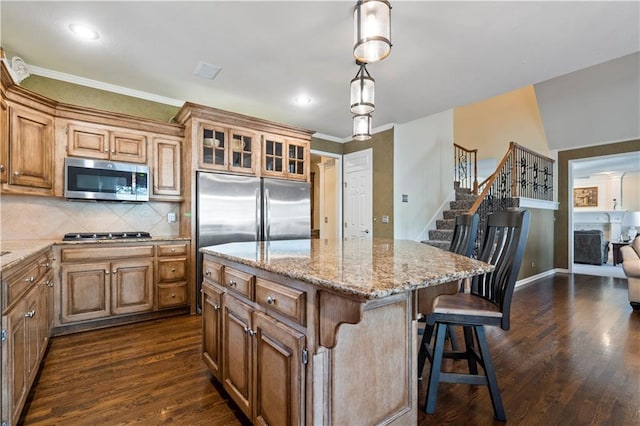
(344, 149, 373, 239)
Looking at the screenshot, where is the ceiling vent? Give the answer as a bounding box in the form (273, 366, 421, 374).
(193, 61, 222, 80)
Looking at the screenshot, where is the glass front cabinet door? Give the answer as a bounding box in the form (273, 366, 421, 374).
(199, 124, 228, 170)
(262, 134, 308, 181)
(228, 129, 255, 173)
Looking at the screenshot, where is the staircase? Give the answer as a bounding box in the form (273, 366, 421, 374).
(422, 182, 477, 250)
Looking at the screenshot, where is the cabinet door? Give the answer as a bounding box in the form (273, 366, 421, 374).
(199, 124, 228, 170)
(110, 131, 147, 163)
(223, 295, 253, 420)
(25, 285, 41, 385)
(2, 296, 28, 426)
(60, 262, 111, 323)
(9, 105, 54, 189)
(67, 123, 110, 160)
(263, 135, 286, 177)
(286, 140, 308, 180)
(41, 271, 55, 351)
(152, 136, 182, 197)
(157, 257, 187, 282)
(202, 282, 224, 381)
(0, 97, 8, 183)
(253, 311, 305, 426)
(229, 129, 256, 173)
(111, 259, 154, 315)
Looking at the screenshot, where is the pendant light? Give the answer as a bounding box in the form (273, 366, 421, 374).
(353, 114, 372, 141)
(350, 62, 375, 115)
(353, 0, 392, 63)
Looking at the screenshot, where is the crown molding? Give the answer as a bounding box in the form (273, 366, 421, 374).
(27, 64, 184, 107)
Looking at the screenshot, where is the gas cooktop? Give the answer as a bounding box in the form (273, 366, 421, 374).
(62, 232, 152, 241)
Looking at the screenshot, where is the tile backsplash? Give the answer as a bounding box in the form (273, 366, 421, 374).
(0, 195, 180, 240)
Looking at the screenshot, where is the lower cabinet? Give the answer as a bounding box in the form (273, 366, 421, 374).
(218, 292, 306, 424)
(202, 281, 224, 381)
(60, 259, 153, 323)
(1, 251, 54, 426)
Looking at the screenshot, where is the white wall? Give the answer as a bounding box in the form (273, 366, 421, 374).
(393, 109, 454, 241)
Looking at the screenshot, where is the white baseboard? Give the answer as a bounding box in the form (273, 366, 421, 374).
(515, 269, 557, 288)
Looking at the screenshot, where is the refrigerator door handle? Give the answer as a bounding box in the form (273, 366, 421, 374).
(255, 187, 261, 240)
(265, 188, 271, 240)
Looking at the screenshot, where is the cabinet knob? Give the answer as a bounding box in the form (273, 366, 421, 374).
(0, 164, 4, 172)
(13, 170, 20, 176)
(171, 268, 176, 272)
(105, 270, 110, 275)
(25, 276, 35, 283)
(171, 293, 176, 298)
(104, 148, 109, 152)
(40, 262, 50, 268)
(248, 329, 256, 337)
(228, 280, 237, 287)
(112, 269, 117, 274)
(213, 304, 220, 311)
(205, 270, 211, 276)
(111, 150, 116, 154)
(25, 310, 36, 318)
(266, 296, 276, 305)
(170, 248, 176, 252)
(46, 280, 54, 287)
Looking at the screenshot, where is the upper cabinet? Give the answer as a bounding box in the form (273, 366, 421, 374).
(198, 123, 257, 174)
(0, 96, 8, 184)
(66, 122, 147, 164)
(7, 103, 55, 192)
(152, 135, 182, 199)
(262, 134, 308, 181)
(178, 103, 312, 182)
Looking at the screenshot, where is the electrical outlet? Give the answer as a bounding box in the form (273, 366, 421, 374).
(382, 215, 389, 223)
(402, 194, 408, 203)
(167, 212, 176, 223)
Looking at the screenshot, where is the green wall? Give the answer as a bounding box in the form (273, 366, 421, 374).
(311, 136, 343, 155)
(555, 139, 640, 269)
(20, 75, 180, 122)
(519, 208, 555, 279)
(343, 128, 394, 239)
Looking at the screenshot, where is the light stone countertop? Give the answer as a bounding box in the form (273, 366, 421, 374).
(201, 238, 494, 300)
(0, 236, 191, 273)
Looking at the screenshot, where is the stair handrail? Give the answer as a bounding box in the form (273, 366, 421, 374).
(466, 141, 555, 254)
(453, 143, 479, 194)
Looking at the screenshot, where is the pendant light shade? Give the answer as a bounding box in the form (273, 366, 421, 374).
(350, 63, 375, 115)
(353, 0, 392, 63)
(353, 114, 372, 141)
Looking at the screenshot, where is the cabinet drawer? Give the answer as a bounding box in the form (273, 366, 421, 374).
(158, 257, 187, 282)
(224, 268, 254, 300)
(203, 259, 224, 284)
(157, 243, 188, 256)
(255, 278, 306, 325)
(157, 283, 188, 309)
(7, 262, 40, 306)
(61, 245, 154, 262)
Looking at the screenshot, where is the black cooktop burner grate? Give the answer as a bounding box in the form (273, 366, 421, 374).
(62, 232, 152, 241)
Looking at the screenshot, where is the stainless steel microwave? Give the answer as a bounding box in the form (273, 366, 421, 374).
(64, 158, 150, 201)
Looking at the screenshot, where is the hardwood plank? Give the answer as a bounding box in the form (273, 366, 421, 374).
(20, 273, 640, 425)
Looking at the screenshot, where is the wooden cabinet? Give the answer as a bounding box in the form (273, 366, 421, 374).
(1, 248, 54, 426)
(202, 281, 224, 381)
(59, 245, 155, 324)
(262, 134, 309, 181)
(67, 122, 147, 163)
(7, 104, 54, 190)
(198, 122, 256, 174)
(151, 136, 182, 199)
(156, 243, 189, 309)
(203, 260, 306, 424)
(0, 97, 8, 184)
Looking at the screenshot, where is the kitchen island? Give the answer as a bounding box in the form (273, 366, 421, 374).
(200, 238, 493, 425)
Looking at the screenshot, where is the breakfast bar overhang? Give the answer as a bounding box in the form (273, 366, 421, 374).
(201, 238, 494, 425)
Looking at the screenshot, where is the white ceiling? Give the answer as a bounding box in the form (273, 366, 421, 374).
(1, 1, 639, 140)
(573, 152, 640, 179)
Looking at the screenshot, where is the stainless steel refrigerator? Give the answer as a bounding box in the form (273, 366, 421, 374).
(196, 172, 310, 310)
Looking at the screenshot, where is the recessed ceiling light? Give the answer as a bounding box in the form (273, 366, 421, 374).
(193, 61, 222, 80)
(69, 24, 99, 40)
(294, 95, 312, 106)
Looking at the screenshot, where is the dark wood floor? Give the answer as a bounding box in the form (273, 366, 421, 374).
(21, 273, 640, 425)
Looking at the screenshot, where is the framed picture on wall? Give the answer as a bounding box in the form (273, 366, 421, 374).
(574, 187, 598, 207)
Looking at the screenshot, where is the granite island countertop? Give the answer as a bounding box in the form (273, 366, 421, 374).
(201, 238, 494, 300)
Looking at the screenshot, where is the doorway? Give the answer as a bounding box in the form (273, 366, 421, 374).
(310, 151, 342, 239)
